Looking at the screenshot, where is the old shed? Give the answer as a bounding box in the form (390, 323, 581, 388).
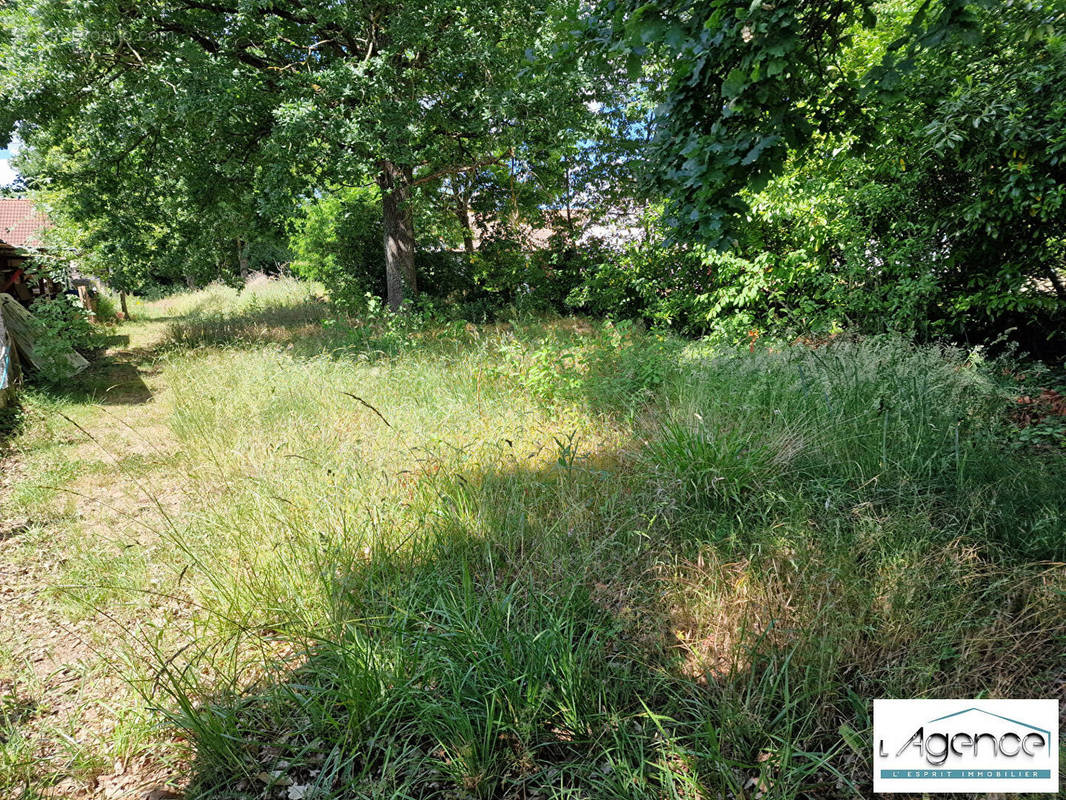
(0, 198, 56, 304)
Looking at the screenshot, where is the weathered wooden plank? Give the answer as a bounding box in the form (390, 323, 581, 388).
(0, 300, 12, 407)
(0, 293, 89, 378)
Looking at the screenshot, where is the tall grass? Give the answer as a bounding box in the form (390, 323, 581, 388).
(54, 285, 1065, 798)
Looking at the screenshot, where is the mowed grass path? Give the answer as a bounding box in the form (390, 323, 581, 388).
(1, 279, 1064, 799)
(1, 295, 188, 797)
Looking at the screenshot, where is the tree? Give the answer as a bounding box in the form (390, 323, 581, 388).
(594, 0, 879, 244)
(0, 0, 592, 310)
(598, 0, 1066, 344)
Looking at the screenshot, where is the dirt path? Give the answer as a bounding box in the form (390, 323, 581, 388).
(0, 316, 189, 799)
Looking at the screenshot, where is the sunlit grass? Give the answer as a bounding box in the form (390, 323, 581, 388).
(5, 279, 1065, 798)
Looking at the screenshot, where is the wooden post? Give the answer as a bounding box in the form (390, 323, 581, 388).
(76, 284, 97, 323)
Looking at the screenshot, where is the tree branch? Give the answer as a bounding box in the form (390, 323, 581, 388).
(410, 154, 508, 187)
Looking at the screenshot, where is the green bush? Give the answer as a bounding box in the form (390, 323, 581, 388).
(288, 187, 385, 315)
(415, 249, 475, 301)
(588, 2, 1066, 351)
(582, 320, 681, 411)
(27, 294, 98, 383)
(287, 189, 587, 318)
(462, 231, 581, 316)
(568, 240, 724, 334)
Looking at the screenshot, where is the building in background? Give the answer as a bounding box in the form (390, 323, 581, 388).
(0, 198, 58, 305)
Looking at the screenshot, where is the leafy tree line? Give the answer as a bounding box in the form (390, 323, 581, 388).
(1, 0, 1064, 349)
(590, 0, 1066, 346)
(0, 0, 610, 308)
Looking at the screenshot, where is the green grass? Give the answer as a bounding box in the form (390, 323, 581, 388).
(5, 279, 1065, 798)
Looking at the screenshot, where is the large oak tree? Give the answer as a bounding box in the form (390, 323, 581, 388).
(0, 0, 589, 308)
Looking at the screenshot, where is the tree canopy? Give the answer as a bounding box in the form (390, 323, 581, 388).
(1, 0, 1064, 349)
(583, 0, 1066, 343)
(0, 0, 596, 306)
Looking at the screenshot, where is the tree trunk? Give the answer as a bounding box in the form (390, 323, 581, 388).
(238, 238, 250, 281)
(1044, 264, 1066, 302)
(120, 291, 129, 319)
(564, 156, 574, 236)
(378, 160, 417, 311)
(454, 178, 475, 255)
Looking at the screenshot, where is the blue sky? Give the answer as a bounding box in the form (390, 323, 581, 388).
(0, 143, 17, 185)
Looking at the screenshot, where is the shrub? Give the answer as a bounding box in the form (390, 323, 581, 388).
(93, 291, 120, 323)
(288, 187, 385, 315)
(582, 320, 682, 411)
(463, 230, 576, 316)
(568, 240, 723, 334)
(27, 294, 99, 383)
(288, 189, 584, 318)
(415, 250, 476, 301)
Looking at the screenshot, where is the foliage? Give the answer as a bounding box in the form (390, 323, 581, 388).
(857, 0, 1066, 338)
(593, 0, 877, 244)
(26, 294, 98, 383)
(460, 232, 593, 316)
(0, 0, 598, 307)
(0, 0, 1062, 346)
(1009, 383, 1066, 449)
(496, 319, 687, 412)
(592, 0, 1066, 347)
(288, 188, 386, 315)
(92, 292, 121, 325)
(527, 236, 609, 311)
(729, 0, 1066, 341)
(415, 250, 476, 304)
(286, 186, 518, 315)
(567, 238, 727, 334)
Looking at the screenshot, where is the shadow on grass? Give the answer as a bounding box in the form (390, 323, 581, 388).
(167, 456, 754, 799)
(94, 332, 132, 349)
(154, 443, 1066, 800)
(24, 296, 331, 405)
(39, 353, 154, 406)
(161, 298, 333, 355)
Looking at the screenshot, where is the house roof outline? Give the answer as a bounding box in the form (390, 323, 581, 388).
(927, 707, 1051, 738)
(0, 198, 50, 250)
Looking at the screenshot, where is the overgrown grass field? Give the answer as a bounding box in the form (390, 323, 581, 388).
(2, 279, 1064, 799)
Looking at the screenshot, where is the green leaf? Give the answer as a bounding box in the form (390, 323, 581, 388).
(721, 68, 748, 98)
(626, 51, 644, 79)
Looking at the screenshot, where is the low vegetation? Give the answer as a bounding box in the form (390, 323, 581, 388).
(2, 279, 1063, 798)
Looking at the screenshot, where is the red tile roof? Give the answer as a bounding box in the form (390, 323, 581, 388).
(0, 199, 50, 250)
